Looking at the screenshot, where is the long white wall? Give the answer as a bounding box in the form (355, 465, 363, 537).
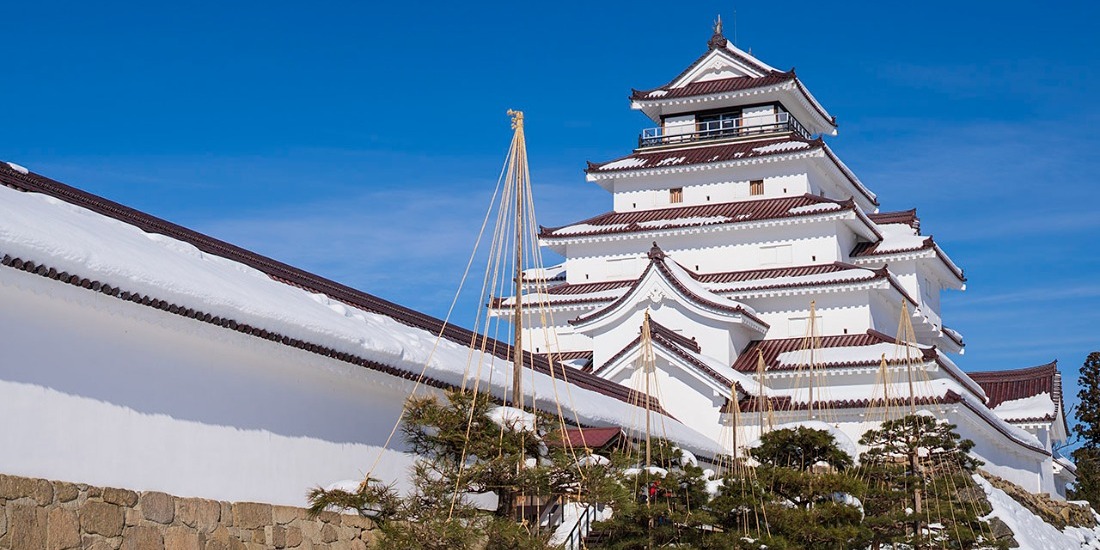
(0, 266, 423, 507)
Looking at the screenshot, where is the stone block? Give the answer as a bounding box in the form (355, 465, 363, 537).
(125, 508, 142, 527)
(349, 539, 368, 550)
(265, 525, 287, 548)
(340, 514, 373, 530)
(80, 501, 124, 537)
(272, 505, 301, 525)
(232, 503, 271, 530)
(0, 475, 54, 505)
(316, 511, 341, 525)
(0, 503, 8, 538)
(82, 536, 117, 550)
(102, 487, 138, 507)
(177, 498, 221, 532)
(140, 491, 175, 524)
(10, 504, 47, 550)
(121, 525, 164, 550)
(285, 526, 302, 548)
(320, 523, 338, 543)
(46, 507, 80, 550)
(53, 482, 80, 503)
(164, 525, 201, 550)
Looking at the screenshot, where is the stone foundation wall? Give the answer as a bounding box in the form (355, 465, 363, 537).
(0, 473, 376, 549)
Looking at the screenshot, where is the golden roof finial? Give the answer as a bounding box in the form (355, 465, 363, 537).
(507, 109, 524, 130)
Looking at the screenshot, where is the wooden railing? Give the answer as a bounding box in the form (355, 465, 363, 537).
(639, 112, 811, 147)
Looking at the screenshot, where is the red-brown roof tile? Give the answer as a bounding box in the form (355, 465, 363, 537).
(558, 427, 625, 450)
(587, 136, 819, 174)
(869, 209, 920, 231)
(968, 361, 1060, 410)
(541, 194, 851, 240)
(631, 73, 795, 100)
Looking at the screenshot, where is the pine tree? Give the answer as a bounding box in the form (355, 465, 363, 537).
(745, 427, 869, 549)
(858, 414, 994, 550)
(1072, 351, 1100, 508)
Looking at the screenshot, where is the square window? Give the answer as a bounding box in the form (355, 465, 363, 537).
(750, 179, 764, 196)
(670, 188, 683, 203)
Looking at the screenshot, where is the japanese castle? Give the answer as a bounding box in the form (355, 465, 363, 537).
(494, 22, 1074, 498)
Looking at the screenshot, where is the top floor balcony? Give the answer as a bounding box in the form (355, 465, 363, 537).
(639, 111, 811, 148)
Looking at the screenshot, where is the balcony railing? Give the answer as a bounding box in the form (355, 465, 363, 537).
(639, 112, 811, 148)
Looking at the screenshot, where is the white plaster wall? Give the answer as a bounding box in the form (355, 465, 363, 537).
(0, 266, 423, 507)
(741, 105, 776, 128)
(560, 221, 849, 286)
(613, 355, 726, 442)
(662, 114, 695, 136)
(608, 163, 813, 212)
(742, 293, 873, 340)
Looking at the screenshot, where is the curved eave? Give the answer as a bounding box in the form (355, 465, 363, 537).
(630, 78, 837, 136)
(851, 239, 966, 286)
(568, 260, 769, 333)
(541, 206, 878, 248)
(585, 140, 824, 180)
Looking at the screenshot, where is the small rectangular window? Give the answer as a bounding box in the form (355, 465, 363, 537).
(670, 187, 683, 203)
(750, 179, 764, 196)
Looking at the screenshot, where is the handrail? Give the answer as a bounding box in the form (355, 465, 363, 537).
(561, 503, 596, 550)
(639, 112, 811, 147)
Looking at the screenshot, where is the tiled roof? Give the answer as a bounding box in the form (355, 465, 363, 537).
(968, 361, 1060, 410)
(586, 136, 820, 174)
(570, 247, 766, 329)
(595, 318, 735, 390)
(851, 236, 966, 282)
(869, 209, 920, 230)
(541, 194, 852, 240)
(731, 331, 903, 372)
(631, 73, 795, 100)
(0, 163, 667, 416)
(558, 427, 624, 450)
(693, 262, 852, 284)
(546, 280, 634, 295)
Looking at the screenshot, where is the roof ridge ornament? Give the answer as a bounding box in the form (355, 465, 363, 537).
(708, 15, 728, 50)
(648, 241, 666, 261)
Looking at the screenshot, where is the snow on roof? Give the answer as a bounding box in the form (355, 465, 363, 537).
(774, 341, 926, 368)
(542, 194, 853, 240)
(0, 175, 728, 458)
(873, 223, 930, 253)
(992, 393, 1057, 422)
(752, 141, 812, 154)
(586, 136, 820, 175)
(4, 161, 29, 175)
(709, 266, 879, 293)
(662, 257, 761, 319)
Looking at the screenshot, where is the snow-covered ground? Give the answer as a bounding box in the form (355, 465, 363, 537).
(975, 475, 1100, 549)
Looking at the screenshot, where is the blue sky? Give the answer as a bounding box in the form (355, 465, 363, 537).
(3, 2, 1099, 443)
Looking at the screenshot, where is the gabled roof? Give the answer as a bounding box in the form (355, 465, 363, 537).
(631, 72, 795, 101)
(541, 194, 872, 241)
(628, 30, 836, 134)
(504, 262, 914, 310)
(569, 243, 767, 330)
(594, 317, 754, 395)
(558, 426, 625, 451)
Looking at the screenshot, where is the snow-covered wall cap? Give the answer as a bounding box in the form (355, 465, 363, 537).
(0, 166, 729, 459)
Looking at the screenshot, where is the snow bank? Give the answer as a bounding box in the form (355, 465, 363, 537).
(975, 474, 1100, 549)
(994, 393, 1057, 421)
